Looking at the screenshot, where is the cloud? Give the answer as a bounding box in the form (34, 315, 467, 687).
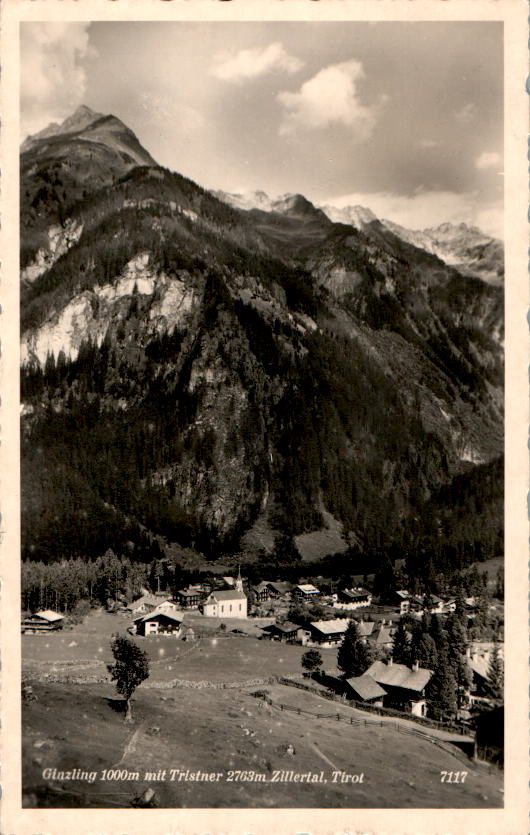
(475, 151, 502, 170)
(212, 42, 303, 83)
(455, 103, 478, 124)
(21, 23, 94, 138)
(277, 59, 385, 138)
(323, 188, 503, 238)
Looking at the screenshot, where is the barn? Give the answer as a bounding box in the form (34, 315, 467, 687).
(21, 610, 64, 633)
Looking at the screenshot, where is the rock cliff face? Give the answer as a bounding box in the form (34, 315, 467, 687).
(20, 109, 503, 565)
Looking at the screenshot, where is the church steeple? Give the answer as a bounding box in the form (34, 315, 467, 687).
(235, 565, 243, 592)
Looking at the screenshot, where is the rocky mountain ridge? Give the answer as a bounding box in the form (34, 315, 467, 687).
(218, 190, 503, 286)
(20, 108, 503, 570)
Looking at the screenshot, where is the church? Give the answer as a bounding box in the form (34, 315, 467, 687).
(200, 570, 248, 619)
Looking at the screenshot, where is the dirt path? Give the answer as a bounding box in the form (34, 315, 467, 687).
(308, 740, 340, 771)
(110, 721, 146, 769)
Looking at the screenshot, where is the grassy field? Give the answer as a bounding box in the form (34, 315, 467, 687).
(22, 609, 340, 683)
(23, 682, 502, 809)
(22, 608, 503, 809)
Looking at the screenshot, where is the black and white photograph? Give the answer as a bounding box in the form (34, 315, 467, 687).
(1, 2, 528, 832)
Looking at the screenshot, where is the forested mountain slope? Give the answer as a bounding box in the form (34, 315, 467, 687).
(20, 108, 503, 571)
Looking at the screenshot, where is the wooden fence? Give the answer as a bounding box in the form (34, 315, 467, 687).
(254, 691, 475, 759)
(278, 676, 471, 735)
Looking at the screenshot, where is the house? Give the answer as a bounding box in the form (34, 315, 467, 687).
(292, 583, 320, 601)
(128, 594, 160, 615)
(152, 598, 179, 614)
(365, 659, 432, 716)
(176, 587, 204, 609)
(260, 621, 302, 643)
(134, 609, 182, 637)
(21, 609, 64, 633)
(307, 618, 349, 647)
(343, 674, 386, 706)
(368, 623, 393, 649)
(334, 587, 372, 609)
(357, 621, 375, 639)
(252, 582, 272, 603)
(394, 590, 411, 614)
(266, 581, 292, 598)
(466, 642, 504, 699)
(201, 589, 248, 619)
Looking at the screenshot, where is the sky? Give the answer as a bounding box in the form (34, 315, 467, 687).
(20, 21, 503, 236)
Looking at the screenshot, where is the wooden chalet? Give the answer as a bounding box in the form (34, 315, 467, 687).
(134, 609, 182, 636)
(365, 659, 432, 716)
(266, 581, 292, 598)
(292, 583, 320, 601)
(21, 609, 64, 633)
(260, 621, 302, 643)
(128, 594, 160, 615)
(252, 582, 272, 603)
(335, 587, 372, 609)
(344, 674, 386, 706)
(307, 618, 348, 647)
(176, 587, 204, 609)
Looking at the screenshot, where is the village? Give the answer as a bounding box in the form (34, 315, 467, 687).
(22, 565, 504, 733)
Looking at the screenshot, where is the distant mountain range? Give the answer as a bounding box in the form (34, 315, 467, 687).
(20, 107, 503, 572)
(216, 190, 504, 286)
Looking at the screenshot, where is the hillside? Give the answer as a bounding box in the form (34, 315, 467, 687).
(23, 681, 502, 808)
(20, 108, 503, 575)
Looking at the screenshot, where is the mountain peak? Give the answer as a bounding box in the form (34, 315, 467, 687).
(21, 104, 105, 150)
(320, 203, 378, 229)
(56, 104, 105, 135)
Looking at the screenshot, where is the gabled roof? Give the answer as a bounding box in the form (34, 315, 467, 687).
(345, 674, 387, 701)
(370, 625, 393, 644)
(207, 589, 246, 602)
(468, 658, 490, 681)
(366, 660, 432, 693)
(32, 609, 64, 622)
(253, 582, 271, 593)
(178, 588, 201, 597)
(130, 594, 160, 608)
(357, 621, 375, 638)
(135, 609, 182, 624)
(310, 618, 349, 635)
(295, 583, 320, 593)
(267, 581, 292, 594)
(341, 587, 371, 599)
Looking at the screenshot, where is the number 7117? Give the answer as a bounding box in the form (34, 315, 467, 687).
(440, 771, 468, 783)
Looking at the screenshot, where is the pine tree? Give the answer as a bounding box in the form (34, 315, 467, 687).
(337, 620, 371, 678)
(426, 644, 458, 721)
(412, 633, 438, 670)
(391, 619, 410, 666)
(485, 635, 504, 701)
(444, 612, 471, 705)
